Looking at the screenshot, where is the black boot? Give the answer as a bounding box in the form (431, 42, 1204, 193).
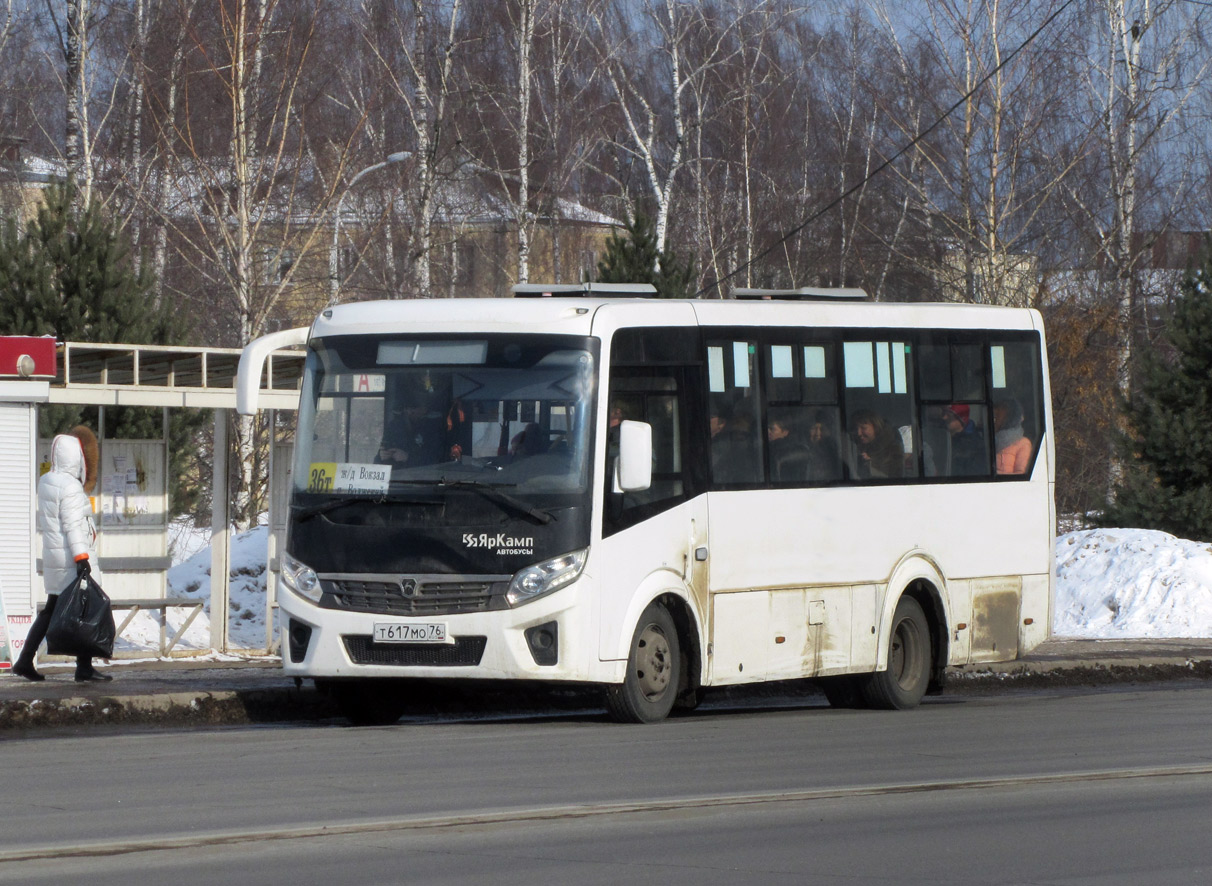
(74, 667, 113, 682)
(12, 660, 45, 682)
(16, 596, 56, 683)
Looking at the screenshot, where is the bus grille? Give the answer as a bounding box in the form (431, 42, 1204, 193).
(342, 635, 487, 667)
(323, 578, 504, 616)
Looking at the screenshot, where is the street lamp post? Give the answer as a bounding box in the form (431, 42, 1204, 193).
(328, 151, 411, 304)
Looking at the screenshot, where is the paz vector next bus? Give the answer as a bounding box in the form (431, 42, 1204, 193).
(237, 283, 1055, 725)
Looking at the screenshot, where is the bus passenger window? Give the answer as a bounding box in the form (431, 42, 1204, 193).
(760, 341, 842, 486)
(842, 341, 914, 481)
(921, 403, 991, 478)
(990, 339, 1043, 477)
(765, 407, 843, 484)
(707, 341, 763, 485)
(917, 336, 991, 479)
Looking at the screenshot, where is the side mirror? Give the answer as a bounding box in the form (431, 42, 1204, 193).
(613, 420, 652, 492)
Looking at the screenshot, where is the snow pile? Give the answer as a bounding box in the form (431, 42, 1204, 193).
(113, 526, 274, 653)
(1054, 529, 1212, 639)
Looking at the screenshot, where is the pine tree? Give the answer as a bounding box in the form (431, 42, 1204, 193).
(596, 212, 695, 299)
(0, 184, 204, 516)
(1099, 250, 1212, 539)
(0, 183, 173, 344)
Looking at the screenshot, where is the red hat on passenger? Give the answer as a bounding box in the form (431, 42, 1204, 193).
(945, 404, 970, 424)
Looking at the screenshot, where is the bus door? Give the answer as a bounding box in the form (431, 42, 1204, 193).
(597, 328, 708, 663)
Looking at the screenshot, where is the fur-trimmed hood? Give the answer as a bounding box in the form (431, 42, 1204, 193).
(71, 425, 99, 494)
(49, 426, 99, 494)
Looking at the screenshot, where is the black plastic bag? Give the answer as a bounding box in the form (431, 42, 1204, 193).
(46, 573, 116, 659)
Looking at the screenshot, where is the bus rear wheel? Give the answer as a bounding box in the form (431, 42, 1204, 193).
(861, 596, 931, 710)
(606, 602, 680, 724)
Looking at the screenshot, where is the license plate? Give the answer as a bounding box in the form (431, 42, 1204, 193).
(373, 622, 449, 644)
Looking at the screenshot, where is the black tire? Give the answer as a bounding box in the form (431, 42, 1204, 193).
(818, 675, 866, 709)
(331, 680, 408, 726)
(606, 602, 680, 723)
(861, 596, 932, 710)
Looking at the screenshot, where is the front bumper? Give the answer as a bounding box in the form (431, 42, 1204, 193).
(277, 578, 613, 683)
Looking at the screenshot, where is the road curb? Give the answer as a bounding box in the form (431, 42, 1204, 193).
(5, 658, 1212, 730)
(946, 657, 1212, 690)
(0, 686, 339, 730)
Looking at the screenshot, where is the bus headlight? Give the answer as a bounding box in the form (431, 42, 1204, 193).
(281, 551, 322, 603)
(507, 548, 588, 607)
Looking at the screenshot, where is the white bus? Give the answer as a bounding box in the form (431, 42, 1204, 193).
(238, 284, 1054, 724)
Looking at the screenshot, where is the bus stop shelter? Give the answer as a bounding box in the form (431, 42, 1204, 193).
(0, 335, 303, 662)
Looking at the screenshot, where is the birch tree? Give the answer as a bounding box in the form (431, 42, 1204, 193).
(63, 0, 87, 195)
(454, 0, 539, 285)
(592, 0, 726, 256)
(352, 0, 464, 299)
(142, 0, 344, 525)
(457, 0, 609, 287)
(531, 0, 609, 282)
(1070, 0, 1211, 399)
(0, 0, 14, 59)
(885, 0, 1078, 307)
(813, 6, 892, 291)
(503, 0, 538, 284)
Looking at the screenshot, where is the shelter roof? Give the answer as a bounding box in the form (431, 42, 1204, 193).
(46, 341, 303, 410)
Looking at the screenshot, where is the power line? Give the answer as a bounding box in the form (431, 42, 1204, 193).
(698, 0, 1079, 297)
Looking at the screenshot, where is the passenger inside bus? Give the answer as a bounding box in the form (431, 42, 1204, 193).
(766, 412, 811, 483)
(850, 410, 904, 479)
(710, 400, 759, 484)
(805, 410, 843, 482)
(994, 398, 1033, 475)
(942, 403, 988, 476)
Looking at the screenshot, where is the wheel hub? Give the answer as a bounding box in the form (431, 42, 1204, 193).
(634, 624, 672, 699)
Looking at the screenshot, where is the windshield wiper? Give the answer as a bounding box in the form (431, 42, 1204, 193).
(438, 479, 555, 525)
(292, 494, 438, 522)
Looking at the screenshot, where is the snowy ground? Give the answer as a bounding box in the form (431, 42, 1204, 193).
(1054, 529, 1212, 639)
(115, 520, 274, 655)
(110, 524, 1212, 656)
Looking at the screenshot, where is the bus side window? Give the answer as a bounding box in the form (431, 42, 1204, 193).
(763, 342, 842, 486)
(707, 340, 763, 485)
(917, 336, 991, 479)
(989, 339, 1043, 477)
(604, 380, 687, 532)
(842, 340, 915, 481)
(604, 326, 699, 536)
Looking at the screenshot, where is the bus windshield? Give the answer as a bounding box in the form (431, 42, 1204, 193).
(293, 334, 597, 498)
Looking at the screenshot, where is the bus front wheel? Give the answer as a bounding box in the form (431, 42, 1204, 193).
(862, 596, 931, 710)
(606, 602, 681, 724)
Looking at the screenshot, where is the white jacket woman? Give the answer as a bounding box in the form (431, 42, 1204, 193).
(13, 426, 112, 682)
(38, 432, 101, 599)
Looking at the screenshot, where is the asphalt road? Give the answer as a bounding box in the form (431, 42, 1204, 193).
(3, 682, 1212, 885)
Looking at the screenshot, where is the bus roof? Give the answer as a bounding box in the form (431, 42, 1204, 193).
(311, 297, 1042, 339)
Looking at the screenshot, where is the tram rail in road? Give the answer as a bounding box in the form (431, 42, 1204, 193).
(4, 764, 1212, 866)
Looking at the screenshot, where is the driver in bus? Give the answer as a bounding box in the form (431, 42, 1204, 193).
(509, 422, 547, 458)
(375, 411, 414, 468)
